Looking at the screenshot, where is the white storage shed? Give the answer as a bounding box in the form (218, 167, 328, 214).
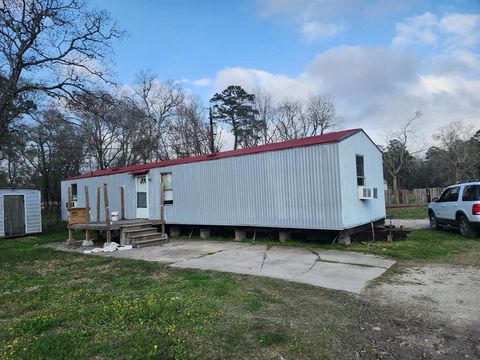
(61, 129, 385, 235)
(0, 188, 42, 238)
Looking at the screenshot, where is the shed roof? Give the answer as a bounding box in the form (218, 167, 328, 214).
(68, 128, 364, 180)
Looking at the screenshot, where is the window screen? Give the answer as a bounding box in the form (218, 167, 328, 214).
(137, 192, 147, 208)
(356, 155, 365, 186)
(71, 184, 78, 202)
(462, 185, 480, 201)
(161, 173, 173, 204)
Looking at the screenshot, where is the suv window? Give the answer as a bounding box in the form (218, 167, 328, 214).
(438, 186, 460, 202)
(447, 186, 460, 202)
(462, 185, 480, 201)
(438, 188, 452, 202)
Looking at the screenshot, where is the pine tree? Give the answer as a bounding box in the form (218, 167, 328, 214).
(210, 85, 260, 149)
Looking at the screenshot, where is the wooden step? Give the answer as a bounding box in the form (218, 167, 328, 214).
(121, 221, 152, 229)
(132, 236, 168, 248)
(123, 228, 158, 235)
(128, 232, 166, 241)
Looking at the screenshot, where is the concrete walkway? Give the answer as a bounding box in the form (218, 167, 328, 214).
(392, 219, 430, 230)
(51, 240, 395, 294)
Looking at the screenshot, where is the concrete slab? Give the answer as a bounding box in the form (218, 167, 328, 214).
(393, 219, 429, 230)
(48, 239, 395, 294)
(315, 249, 395, 268)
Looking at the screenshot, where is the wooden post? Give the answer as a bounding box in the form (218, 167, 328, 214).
(103, 183, 111, 243)
(96, 187, 101, 223)
(105, 206, 111, 243)
(103, 183, 109, 213)
(84, 186, 90, 224)
(160, 181, 165, 234)
(370, 221, 376, 243)
(120, 185, 125, 220)
(67, 186, 74, 244)
(67, 186, 73, 209)
(84, 186, 91, 243)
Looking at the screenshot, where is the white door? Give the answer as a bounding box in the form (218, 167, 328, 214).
(135, 175, 149, 218)
(444, 185, 461, 221)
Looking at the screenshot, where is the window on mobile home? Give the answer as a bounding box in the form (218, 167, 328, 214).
(71, 184, 78, 202)
(161, 173, 173, 204)
(356, 155, 365, 186)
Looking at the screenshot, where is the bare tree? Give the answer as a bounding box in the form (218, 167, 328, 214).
(0, 0, 123, 142)
(69, 90, 123, 170)
(253, 88, 275, 144)
(305, 95, 340, 135)
(433, 121, 477, 183)
(269, 94, 341, 142)
(168, 96, 211, 158)
(272, 99, 305, 141)
(383, 112, 421, 203)
(20, 108, 84, 202)
(132, 72, 185, 160)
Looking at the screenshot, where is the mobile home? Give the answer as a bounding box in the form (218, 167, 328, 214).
(61, 129, 385, 237)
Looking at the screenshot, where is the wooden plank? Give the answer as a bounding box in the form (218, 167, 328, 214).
(120, 185, 125, 220)
(84, 186, 90, 224)
(68, 208, 89, 225)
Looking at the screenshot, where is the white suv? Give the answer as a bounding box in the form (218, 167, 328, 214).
(428, 181, 480, 238)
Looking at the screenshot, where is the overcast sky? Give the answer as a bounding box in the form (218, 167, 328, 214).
(94, 0, 480, 148)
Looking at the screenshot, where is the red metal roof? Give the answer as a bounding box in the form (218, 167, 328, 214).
(67, 128, 362, 180)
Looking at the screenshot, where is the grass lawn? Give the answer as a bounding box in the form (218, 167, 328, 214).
(385, 206, 428, 219)
(1, 228, 479, 359)
(328, 229, 480, 265)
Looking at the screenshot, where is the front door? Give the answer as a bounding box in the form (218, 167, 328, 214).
(4, 195, 26, 237)
(135, 175, 149, 218)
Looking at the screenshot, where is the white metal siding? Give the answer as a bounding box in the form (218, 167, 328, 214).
(62, 173, 137, 222)
(25, 191, 42, 234)
(338, 132, 386, 228)
(62, 143, 344, 229)
(149, 143, 343, 229)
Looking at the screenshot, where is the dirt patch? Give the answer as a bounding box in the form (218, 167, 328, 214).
(354, 263, 480, 359)
(366, 264, 480, 329)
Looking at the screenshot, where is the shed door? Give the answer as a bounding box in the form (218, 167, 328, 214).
(3, 195, 26, 237)
(135, 175, 149, 218)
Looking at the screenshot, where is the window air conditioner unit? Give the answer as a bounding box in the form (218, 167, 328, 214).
(358, 186, 374, 200)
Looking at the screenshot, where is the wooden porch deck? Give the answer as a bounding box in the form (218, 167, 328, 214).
(66, 181, 167, 246)
(69, 219, 164, 231)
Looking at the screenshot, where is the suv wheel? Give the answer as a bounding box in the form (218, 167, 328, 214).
(429, 212, 440, 230)
(459, 215, 478, 238)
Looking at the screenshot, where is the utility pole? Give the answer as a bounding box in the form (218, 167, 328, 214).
(209, 107, 215, 153)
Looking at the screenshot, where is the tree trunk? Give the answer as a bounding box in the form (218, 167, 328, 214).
(392, 175, 400, 204)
